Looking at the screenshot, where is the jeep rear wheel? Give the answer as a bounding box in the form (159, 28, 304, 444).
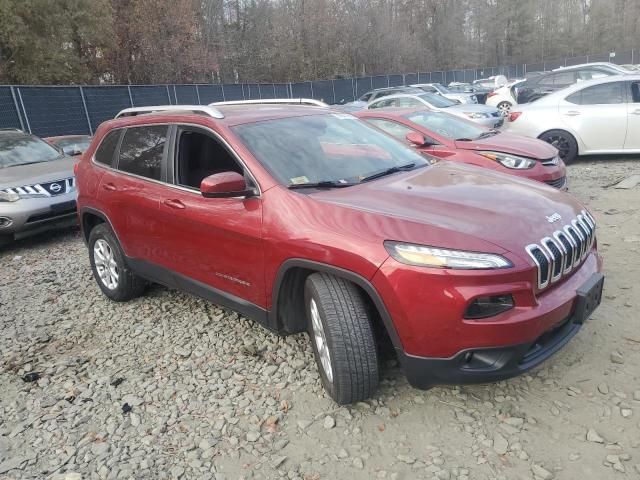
(304, 273, 379, 404)
(88, 224, 146, 301)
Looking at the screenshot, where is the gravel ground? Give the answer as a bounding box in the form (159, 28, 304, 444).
(1, 157, 639, 480)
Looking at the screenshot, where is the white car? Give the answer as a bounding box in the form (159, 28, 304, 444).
(504, 75, 640, 163)
(367, 93, 504, 128)
(486, 80, 524, 116)
(410, 83, 478, 104)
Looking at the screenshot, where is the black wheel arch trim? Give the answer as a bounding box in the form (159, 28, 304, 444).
(79, 206, 123, 247)
(269, 258, 403, 350)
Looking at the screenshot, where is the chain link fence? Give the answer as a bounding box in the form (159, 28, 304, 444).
(1, 50, 637, 137)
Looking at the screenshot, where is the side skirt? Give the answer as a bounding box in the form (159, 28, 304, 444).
(126, 257, 274, 332)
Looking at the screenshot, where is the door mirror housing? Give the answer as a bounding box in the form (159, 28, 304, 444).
(200, 171, 256, 198)
(406, 131, 437, 147)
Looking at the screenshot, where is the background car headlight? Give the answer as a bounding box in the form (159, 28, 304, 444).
(0, 191, 20, 202)
(479, 151, 536, 169)
(464, 112, 489, 119)
(384, 241, 512, 269)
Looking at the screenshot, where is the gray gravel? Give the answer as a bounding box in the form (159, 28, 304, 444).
(1, 157, 639, 480)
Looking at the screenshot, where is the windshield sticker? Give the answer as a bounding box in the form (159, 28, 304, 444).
(290, 176, 310, 185)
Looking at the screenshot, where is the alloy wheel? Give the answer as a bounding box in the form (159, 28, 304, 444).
(94, 239, 119, 290)
(497, 102, 511, 116)
(545, 135, 571, 159)
(309, 298, 334, 383)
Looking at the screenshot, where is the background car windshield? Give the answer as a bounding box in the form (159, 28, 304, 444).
(233, 114, 428, 185)
(0, 135, 61, 168)
(406, 112, 486, 140)
(432, 83, 451, 93)
(55, 137, 91, 154)
(419, 93, 457, 108)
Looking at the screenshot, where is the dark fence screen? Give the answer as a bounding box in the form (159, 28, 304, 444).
(4, 48, 637, 137)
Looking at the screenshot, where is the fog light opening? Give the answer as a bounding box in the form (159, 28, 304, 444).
(464, 294, 514, 319)
(0, 217, 13, 228)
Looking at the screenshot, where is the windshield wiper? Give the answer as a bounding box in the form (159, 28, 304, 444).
(455, 137, 474, 141)
(360, 163, 417, 183)
(288, 180, 356, 190)
(476, 130, 500, 139)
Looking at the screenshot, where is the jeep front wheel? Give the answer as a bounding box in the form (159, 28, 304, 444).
(304, 273, 379, 404)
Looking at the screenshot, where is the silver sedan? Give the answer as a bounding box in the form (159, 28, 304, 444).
(367, 93, 504, 128)
(504, 74, 640, 163)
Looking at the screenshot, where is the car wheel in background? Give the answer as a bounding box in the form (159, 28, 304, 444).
(304, 273, 379, 404)
(538, 130, 578, 164)
(88, 223, 146, 301)
(497, 101, 512, 116)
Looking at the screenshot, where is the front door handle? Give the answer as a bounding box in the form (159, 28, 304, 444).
(564, 111, 581, 116)
(102, 183, 117, 191)
(163, 199, 185, 210)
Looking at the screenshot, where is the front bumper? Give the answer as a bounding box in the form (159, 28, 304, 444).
(0, 192, 78, 241)
(373, 250, 603, 386)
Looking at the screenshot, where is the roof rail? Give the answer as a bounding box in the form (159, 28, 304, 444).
(115, 105, 224, 119)
(210, 98, 329, 107)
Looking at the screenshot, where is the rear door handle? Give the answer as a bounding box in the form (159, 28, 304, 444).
(163, 199, 185, 210)
(102, 183, 117, 191)
(564, 111, 581, 116)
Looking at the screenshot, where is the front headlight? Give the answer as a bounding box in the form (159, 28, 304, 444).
(464, 112, 489, 119)
(479, 151, 536, 169)
(0, 191, 20, 202)
(384, 241, 512, 269)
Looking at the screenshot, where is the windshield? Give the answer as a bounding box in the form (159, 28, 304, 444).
(232, 114, 428, 186)
(432, 83, 451, 94)
(419, 93, 457, 108)
(0, 134, 62, 168)
(406, 111, 487, 141)
(53, 137, 91, 155)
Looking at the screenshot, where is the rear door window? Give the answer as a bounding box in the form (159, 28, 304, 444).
(630, 82, 640, 103)
(117, 125, 168, 181)
(94, 130, 121, 166)
(566, 82, 625, 105)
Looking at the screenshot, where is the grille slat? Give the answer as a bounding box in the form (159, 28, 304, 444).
(526, 210, 596, 289)
(1, 177, 74, 198)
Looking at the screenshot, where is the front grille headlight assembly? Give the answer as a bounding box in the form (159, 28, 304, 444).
(479, 151, 536, 169)
(0, 191, 20, 202)
(384, 241, 512, 269)
(464, 112, 489, 119)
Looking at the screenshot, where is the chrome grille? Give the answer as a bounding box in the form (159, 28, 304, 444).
(526, 210, 596, 289)
(2, 177, 75, 198)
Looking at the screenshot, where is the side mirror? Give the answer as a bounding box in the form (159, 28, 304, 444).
(200, 171, 255, 199)
(406, 131, 437, 147)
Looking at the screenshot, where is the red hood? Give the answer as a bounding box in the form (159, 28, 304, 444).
(454, 132, 558, 160)
(310, 162, 586, 257)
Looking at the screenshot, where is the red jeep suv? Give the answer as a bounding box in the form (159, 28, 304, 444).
(76, 101, 604, 404)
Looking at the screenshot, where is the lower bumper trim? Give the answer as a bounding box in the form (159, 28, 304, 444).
(398, 313, 581, 389)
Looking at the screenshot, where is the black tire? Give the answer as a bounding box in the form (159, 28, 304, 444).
(88, 223, 146, 302)
(304, 273, 379, 404)
(538, 129, 578, 164)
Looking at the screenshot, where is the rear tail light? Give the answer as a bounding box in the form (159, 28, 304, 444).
(73, 162, 79, 175)
(487, 92, 497, 98)
(509, 111, 522, 122)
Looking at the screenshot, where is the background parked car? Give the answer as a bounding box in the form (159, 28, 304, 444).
(356, 108, 566, 189)
(515, 62, 633, 104)
(505, 75, 640, 163)
(0, 129, 77, 246)
(367, 93, 503, 128)
(486, 79, 524, 116)
(410, 83, 478, 104)
(46, 135, 92, 156)
(343, 86, 423, 109)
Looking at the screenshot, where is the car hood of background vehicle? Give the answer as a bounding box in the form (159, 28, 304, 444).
(0, 156, 76, 190)
(311, 162, 584, 255)
(448, 104, 498, 114)
(454, 132, 558, 159)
